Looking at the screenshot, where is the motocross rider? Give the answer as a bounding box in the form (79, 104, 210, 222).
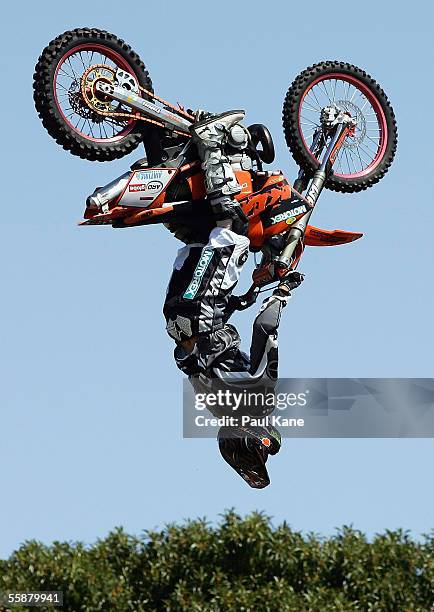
(163, 110, 304, 487)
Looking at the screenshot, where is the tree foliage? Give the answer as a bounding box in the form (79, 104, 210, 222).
(0, 511, 432, 611)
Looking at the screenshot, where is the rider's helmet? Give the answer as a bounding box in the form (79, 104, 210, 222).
(218, 425, 281, 489)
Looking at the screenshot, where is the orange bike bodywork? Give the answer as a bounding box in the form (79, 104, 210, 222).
(81, 163, 362, 256)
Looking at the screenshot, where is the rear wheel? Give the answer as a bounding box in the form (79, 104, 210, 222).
(33, 28, 153, 161)
(283, 61, 397, 193)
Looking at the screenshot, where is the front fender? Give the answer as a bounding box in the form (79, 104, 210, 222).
(305, 225, 363, 246)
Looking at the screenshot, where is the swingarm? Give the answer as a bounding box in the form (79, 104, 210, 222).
(93, 68, 193, 134)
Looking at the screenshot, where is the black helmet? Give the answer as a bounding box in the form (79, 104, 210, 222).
(218, 425, 281, 489)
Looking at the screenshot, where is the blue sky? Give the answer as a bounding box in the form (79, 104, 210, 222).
(0, 0, 432, 557)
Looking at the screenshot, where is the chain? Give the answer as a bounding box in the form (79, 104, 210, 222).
(140, 87, 195, 121)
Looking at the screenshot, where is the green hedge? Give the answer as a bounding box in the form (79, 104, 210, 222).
(0, 511, 432, 611)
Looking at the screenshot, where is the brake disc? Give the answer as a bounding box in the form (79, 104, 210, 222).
(334, 99, 367, 147)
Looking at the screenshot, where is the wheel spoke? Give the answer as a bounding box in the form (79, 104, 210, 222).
(348, 85, 357, 102)
(78, 52, 88, 72)
(303, 100, 321, 113)
(344, 148, 352, 174)
(58, 67, 74, 80)
(332, 79, 338, 103)
(360, 97, 370, 112)
(301, 116, 320, 126)
(319, 81, 332, 104)
(86, 119, 95, 138)
(352, 144, 363, 169)
(67, 58, 80, 82)
(358, 142, 376, 161)
(304, 92, 322, 110)
(365, 134, 381, 147)
(310, 87, 323, 110)
(359, 136, 378, 153)
(348, 148, 358, 173)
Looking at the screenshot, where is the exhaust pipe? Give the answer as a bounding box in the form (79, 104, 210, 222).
(86, 171, 132, 211)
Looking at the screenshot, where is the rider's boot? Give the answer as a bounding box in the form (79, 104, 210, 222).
(190, 110, 248, 234)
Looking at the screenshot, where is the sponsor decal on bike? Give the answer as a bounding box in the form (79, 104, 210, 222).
(119, 169, 174, 207)
(270, 205, 307, 225)
(141, 100, 161, 114)
(129, 180, 163, 193)
(129, 184, 147, 192)
(306, 183, 320, 205)
(147, 180, 163, 191)
(134, 170, 163, 182)
(183, 248, 214, 300)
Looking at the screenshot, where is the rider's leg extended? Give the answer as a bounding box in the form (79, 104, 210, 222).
(170, 278, 302, 490)
(170, 274, 303, 381)
(248, 282, 292, 379)
(206, 279, 301, 489)
(190, 286, 294, 490)
(163, 226, 250, 372)
(210, 280, 296, 384)
(190, 110, 249, 234)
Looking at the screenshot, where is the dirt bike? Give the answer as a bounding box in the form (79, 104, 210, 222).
(33, 28, 397, 302)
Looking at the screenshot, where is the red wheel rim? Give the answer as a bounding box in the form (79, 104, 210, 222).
(298, 73, 388, 179)
(53, 43, 140, 143)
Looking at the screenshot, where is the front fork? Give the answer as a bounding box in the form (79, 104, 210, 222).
(275, 119, 353, 269)
(244, 119, 353, 301)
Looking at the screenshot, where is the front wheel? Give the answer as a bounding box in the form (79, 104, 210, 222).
(33, 28, 153, 162)
(282, 61, 397, 193)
